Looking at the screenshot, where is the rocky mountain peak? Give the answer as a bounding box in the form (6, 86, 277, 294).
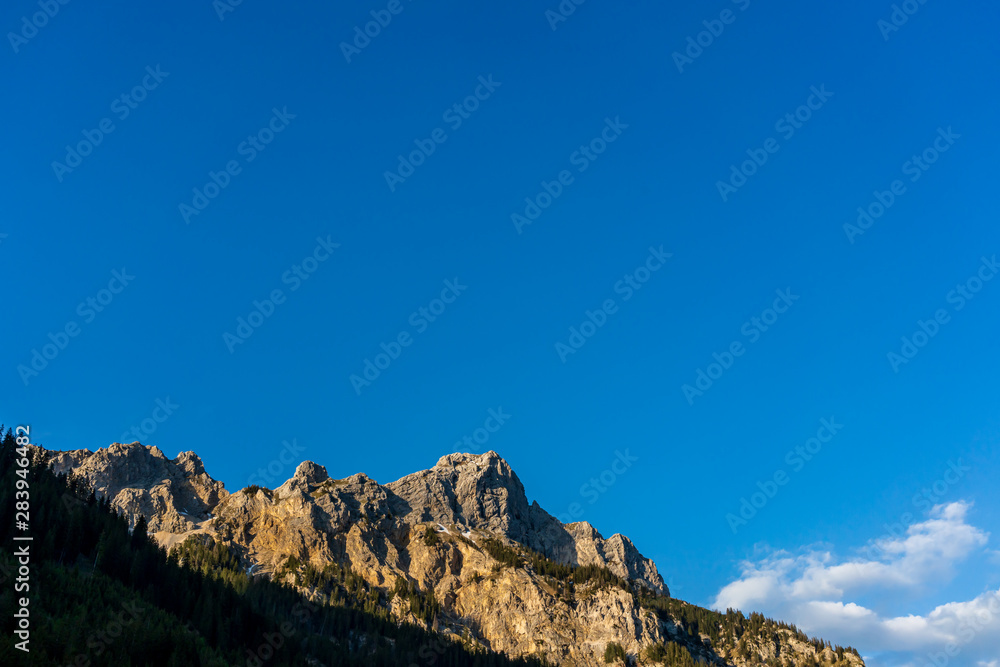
(386, 451, 668, 595)
(173, 450, 206, 475)
(293, 460, 329, 484)
(45, 441, 227, 534)
(388, 449, 530, 539)
(434, 449, 504, 468)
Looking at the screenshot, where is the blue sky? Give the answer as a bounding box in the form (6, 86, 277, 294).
(2, 1, 999, 664)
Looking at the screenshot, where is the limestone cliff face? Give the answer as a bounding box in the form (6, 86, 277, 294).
(47, 442, 227, 533)
(387, 452, 532, 539)
(42, 444, 863, 667)
(387, 452, 668, 595)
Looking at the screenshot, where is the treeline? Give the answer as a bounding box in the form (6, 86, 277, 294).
(276, 550, 442, 625)
(472, 533, 862, 666)
(0, 427, 549, 667)
(639, 641, 697, 666)
(478, 537, 630, 593)
(636, 591, 861, 664)
(605, 639, 699, 666)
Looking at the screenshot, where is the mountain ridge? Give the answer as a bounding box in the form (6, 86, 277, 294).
(42, 441, 864, 667)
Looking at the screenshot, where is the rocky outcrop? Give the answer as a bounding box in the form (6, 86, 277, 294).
(387, 451, 532, 539)
(46, 442, 227, 533)
(387, 451, 667, 595)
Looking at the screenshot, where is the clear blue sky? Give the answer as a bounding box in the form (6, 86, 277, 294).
(3, 1, 999, 664)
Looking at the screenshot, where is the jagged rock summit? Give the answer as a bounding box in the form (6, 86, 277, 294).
(44, 443, 665, 592)
(388, 450, 668, 595)
(47, 441, 227, 534)
(388, 450, 532, 538)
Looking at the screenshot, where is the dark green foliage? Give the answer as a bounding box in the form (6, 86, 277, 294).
(0, 429, 550, 667)
(173, 535, 243, 581)
(634, 589, 862, 663)
(643, 642, 668, 663)
(603, 641, 626, 663)
(423, 524, 441, 545)
(480, 536, 521, 567)
(130, 513, 148, 549)
(392, 577, 441, 623)
(479, 537, 630, 594)
(276, 553, 302, 583)
(642, 641, 696, 666)
(568, 563, 629, 590)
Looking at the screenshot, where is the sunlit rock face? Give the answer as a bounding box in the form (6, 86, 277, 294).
(44, 444, 861, 667)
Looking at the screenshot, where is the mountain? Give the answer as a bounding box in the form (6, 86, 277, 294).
(40, 441, 864, 667)
(0, 434, 547, 667)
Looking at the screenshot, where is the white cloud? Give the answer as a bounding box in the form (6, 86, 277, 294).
(712, 502, 998, 666)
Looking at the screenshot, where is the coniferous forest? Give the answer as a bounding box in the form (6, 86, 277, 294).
(0, 427, 550, 667)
